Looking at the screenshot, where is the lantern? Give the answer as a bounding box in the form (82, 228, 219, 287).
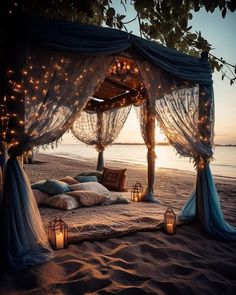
(48, 217, 68, 250)
(164, 207, 176, 235)
(131, 182, 143, 202)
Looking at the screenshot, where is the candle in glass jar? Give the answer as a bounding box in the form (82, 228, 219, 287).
(166, 223, 174, 234)
(134, 196, 139, 202)
(56, 232, 64, 249)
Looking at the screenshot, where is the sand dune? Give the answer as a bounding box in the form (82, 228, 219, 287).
(0, 153, 235, 294)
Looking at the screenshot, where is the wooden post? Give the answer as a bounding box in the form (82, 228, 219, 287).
(96, 112, 105, 171)
(143, 98, 156, 202)
(196, 51, 211, 220)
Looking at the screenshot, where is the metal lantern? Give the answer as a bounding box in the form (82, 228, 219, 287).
(48, 217, 68, 250)
(131, 182, 144, 202)
(164, 207, 176, 235)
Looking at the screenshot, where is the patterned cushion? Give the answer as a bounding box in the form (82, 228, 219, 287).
(74, 175, 98, 183)
(42, 194, 80, 210)
(101, 168, 127, 192)
(32, 189, 50, 206)
(59, 176, 78, 185)
(69, 182, 109, 194)
(67, 190, 106, 207)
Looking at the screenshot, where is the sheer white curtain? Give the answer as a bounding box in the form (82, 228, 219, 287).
(0, 51, 113, 271)
(136, 60, 236, 241)
(136, 60, 214, 160)
(71, 106, 131, 170)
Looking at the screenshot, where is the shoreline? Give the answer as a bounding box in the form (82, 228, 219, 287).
(39, 152, 236, 182)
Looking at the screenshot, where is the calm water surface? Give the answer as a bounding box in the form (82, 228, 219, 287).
(41, 144, 236, 179)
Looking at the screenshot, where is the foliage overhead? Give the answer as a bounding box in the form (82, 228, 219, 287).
(3, 0, 236, 85)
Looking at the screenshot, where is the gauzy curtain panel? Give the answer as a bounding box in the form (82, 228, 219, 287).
(137, 60, 236, 241)
(136, 60, 214, 160)
(71, 106, 131, 170)
(0, 49, 113, 271)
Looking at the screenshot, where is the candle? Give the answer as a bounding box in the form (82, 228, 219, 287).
(166, 223, 174, 235)
(133, 196, 139, 202)
(56, 232, 64, 249)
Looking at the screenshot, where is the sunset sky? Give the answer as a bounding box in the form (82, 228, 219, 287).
(63, 7, 236, 145)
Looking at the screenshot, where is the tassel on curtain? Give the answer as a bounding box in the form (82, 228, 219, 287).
(71, 106, 132, 171)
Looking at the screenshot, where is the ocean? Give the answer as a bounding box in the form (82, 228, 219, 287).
(41, 144, 236, 179)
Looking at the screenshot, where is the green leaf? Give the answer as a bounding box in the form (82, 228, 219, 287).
(119, 14, 126, 20)
(107, 7, 115, 17)
(189, 33, 197, 40)
(222, 7, 227, 18)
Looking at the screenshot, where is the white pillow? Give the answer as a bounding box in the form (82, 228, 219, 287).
(42, 194, 80, 210)
(102, 192, 130, 205)
(32, 189, 50, 206)
(67, 190, 106, 207)
(69, 182, 109, 194)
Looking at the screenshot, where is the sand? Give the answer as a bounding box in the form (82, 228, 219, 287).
(0, 153, 236, 294)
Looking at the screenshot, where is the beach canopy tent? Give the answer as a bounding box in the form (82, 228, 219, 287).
(0, 13, 236, 271)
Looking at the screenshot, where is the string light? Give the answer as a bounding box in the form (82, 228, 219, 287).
(107, 58, 140, 82)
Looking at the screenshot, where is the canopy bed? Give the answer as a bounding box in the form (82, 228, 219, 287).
(0, 13, 235, 272)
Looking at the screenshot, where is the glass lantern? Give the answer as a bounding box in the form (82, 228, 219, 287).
(48, 217, 68, 250)
(164, 207, 176, 235)
(131, 182, 143, 202)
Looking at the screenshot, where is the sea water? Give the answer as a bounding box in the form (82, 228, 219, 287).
(41, 144, 236, 179)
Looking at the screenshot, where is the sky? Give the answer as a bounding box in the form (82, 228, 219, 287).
(63, 5, 236, 145)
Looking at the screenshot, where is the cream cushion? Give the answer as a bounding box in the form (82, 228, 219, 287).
(69, 182, 109, 194)
(42, 194, 80, 210)
(32, 189, 50, 206)
(67, 190, 107, 207)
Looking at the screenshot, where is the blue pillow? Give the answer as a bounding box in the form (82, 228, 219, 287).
(76, 171, 103, 182)
(74, 175, 98, 183)
(32, 179, 71, 195)
(31, 179, 46, 190)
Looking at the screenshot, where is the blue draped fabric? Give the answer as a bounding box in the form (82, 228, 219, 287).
(0, 157, 54, 272)
(179, 165, 236, 241)
(20, 14, 212, 85)
(178, 191, 196, 221)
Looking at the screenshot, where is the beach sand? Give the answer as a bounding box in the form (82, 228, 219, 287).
(0, 153, 235, 294)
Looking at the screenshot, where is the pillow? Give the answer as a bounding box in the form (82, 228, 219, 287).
(74, 175, 98, 183)
(31, 179, 46, 190)
(69, 182, 109, 194)
(32, 189, 50, 206)
(67, 190, 106, 207)
(75, 171, 103, 183)
(36, 179, 71, 195)
(59, 176, 78, 185)
(102, 192, 130, 205)
(101, 168, 127, 192)
(42, 194, 80, 210)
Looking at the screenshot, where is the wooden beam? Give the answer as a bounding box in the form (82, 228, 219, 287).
(104, 77, 134, 92)
(85, 89, 146, 112)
